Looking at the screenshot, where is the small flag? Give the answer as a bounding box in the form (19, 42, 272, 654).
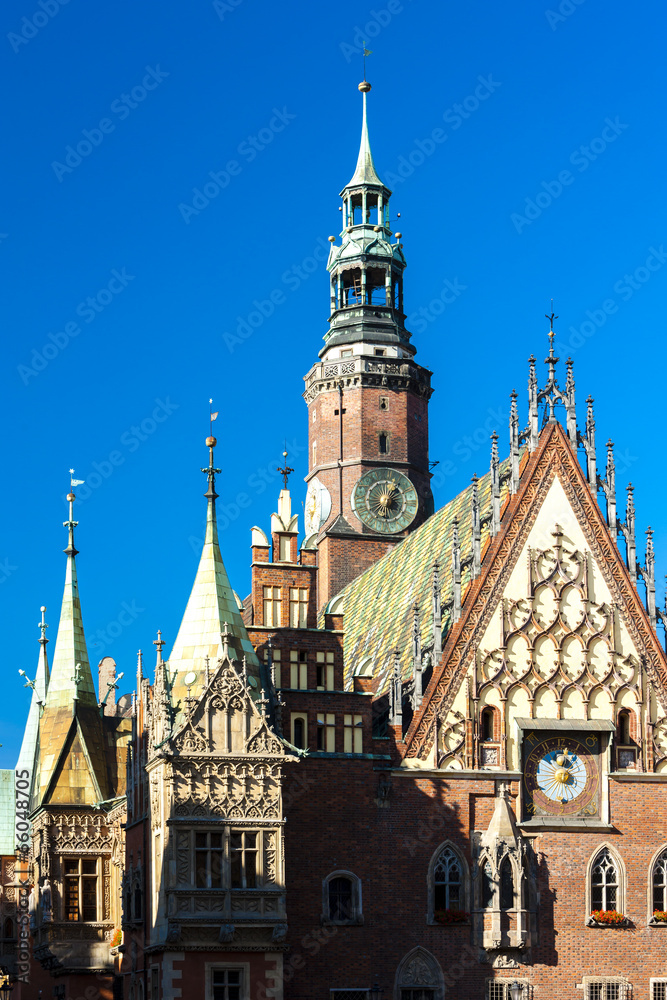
(71, 478, 85, 487)
(211, 412, 219, 421)
(364, 46, 372, 56)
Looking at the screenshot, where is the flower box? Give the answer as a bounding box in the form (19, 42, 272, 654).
(650, 910, 667, 926)
(110, 928, 123, 948)
(433, 909, 469, 925)
(587, 910, 629, 927)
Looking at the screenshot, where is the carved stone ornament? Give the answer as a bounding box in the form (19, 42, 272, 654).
(272, 923, 288, 942)
(406, 425, 667, 762)
(400, 955, 437, 986)
(174, 722, 209, 754)
(245, 722, 284, 756)
(218, 924, 236, 943)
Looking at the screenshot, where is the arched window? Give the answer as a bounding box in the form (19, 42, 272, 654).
(293, 717, 305, 749)
(500, 857, 514, 910)
(591, 848, 619, 911)
(618, 709, 632, 745)
(433, 847, 461, 911)
(428, 842, 469, 923)
(481, 708, 495, 741)
(2, 917, 13, 939)
(481, 861, 494, 909)
(323, 871, 362, 924)
(652, 848, 667, 914)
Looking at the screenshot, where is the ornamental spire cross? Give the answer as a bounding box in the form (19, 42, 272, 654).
(277, 447, 294, 490)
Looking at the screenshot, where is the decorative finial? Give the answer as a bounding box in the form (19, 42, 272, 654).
(153, 629, 165, 665)
(277, 444, 294, 490)
(258, 687, 269, 719)
(545, 299, 558, 332)
(64, 470, 83, 556)
(221, 621, 231, 659)
(202, 407, 221, 501)
(39, 606, 49, 646)
(71, 662, 82, 698)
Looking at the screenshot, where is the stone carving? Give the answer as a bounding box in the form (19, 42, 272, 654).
(400, 954, 437, 986)
(218, 924, 235, 943)
(246, 724, 283, 756)
(272, 923, 288, 942)
(174, 723, 209, 754)
(40, 879, 52, 923)
(406, 430, 667, 761)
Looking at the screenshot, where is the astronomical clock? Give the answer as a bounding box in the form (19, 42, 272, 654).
(352, 468, 418, 534)
(522, 730, 605, 822)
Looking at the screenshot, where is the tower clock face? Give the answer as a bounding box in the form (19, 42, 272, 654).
(523, 733, 600, 819)
(352, 468, 418, 534)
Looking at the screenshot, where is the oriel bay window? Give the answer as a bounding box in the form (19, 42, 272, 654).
(186, 829, 271, 889)
(64, 857, 98, 921)
(231, 832, 258, 888)
(196, 831, 224, 888)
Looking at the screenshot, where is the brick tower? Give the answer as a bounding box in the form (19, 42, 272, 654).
(303, 80, 434, 609)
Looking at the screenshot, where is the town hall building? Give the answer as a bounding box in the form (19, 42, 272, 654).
(4, 79, 667, 1000)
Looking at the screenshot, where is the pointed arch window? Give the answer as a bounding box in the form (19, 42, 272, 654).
(499, 857, 514, 910)
(591, 848, 619, 912)
(481, 861, 494, 909)
(430, 843, 468, 920)
(395, 947, 444, 1000)
(653, 848, 667, 915)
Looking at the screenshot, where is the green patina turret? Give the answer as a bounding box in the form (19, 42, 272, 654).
(323, 80, 411, 358)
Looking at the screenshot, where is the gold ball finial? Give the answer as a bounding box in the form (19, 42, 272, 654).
(67, 492, 75, 502)
(328, 235, 336, 243)
(358, 80, 371, 93)
(206, 436, 217, 448)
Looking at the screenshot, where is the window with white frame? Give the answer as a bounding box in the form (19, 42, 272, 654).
(343, 714, 363, 754)
(652, 848, 667, 914)
(289, 649, 308, 689)
(316, 650, 335, 690)
(591, 848, 619, 911)
(583, 979, 629, 1000)
(289, 587, 308, 627)
(263, 586, 281, 627)
(652, 980, 667, 1000)
(317, 713, 336, 751)
(279, 536, 291, 562)
(487, 982, 529, 1000)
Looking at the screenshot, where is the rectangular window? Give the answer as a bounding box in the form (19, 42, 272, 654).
(652, 981, 667, 1000)
(195, 831, 224, 889)
(585, 983, 628, 1000)
(263, 586, 281, 627)
(212, 969, 243, 1000)
(317, 713, 336, 752)
(64, 858, 98, 921)
(230, 832, 258, 889)
(344, 714, 363, 754)
(316, 650, 335, 690)
(290, 650, 308, 689)
(312, 441, 317, 467)
(149, 967, 159, 1000)
(289, 588, 308, 628)
(279, 536, 291, 561)
(375, 348, 386, 356)
(340, 349, 353, 357)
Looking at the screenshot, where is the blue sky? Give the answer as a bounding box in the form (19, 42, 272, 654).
(2, 0, 666, 765)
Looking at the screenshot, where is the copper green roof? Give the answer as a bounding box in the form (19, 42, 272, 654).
(168, 483, 260, 728)
(339, 459, 512, 695)
(343, 88, 386, 191)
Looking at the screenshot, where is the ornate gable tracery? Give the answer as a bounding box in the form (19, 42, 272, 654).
(406, 425, 667, 764)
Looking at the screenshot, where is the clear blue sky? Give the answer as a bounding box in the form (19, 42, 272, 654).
(2, 0, 666, 765)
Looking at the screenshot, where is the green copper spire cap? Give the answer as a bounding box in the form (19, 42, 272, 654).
(344, 82, 387, 191)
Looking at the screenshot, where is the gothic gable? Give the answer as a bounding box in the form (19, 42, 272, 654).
(404, 423, 667, 767)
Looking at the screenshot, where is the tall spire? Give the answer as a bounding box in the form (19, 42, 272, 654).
(38, 476, 108, 804)
(345, 81, 386, 190)
(43, 478, 96, 710)
(16, 606, 50, 808)
(167, 432, 260, 726)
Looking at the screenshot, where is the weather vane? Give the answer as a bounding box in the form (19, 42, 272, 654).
(277, 445, 294, 490)
(362, 40, 372, 82)
(208, 398, 219, 438)
(545, 298, 559, 333)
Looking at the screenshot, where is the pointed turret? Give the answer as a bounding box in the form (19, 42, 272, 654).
(38, 480, 108, 804)
(167, 435, 260, 725)
(344, 80, 386, 190)
(16, 606, 50, 809)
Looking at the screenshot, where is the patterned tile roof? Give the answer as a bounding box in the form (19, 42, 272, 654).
(339, 459, 513, 695)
